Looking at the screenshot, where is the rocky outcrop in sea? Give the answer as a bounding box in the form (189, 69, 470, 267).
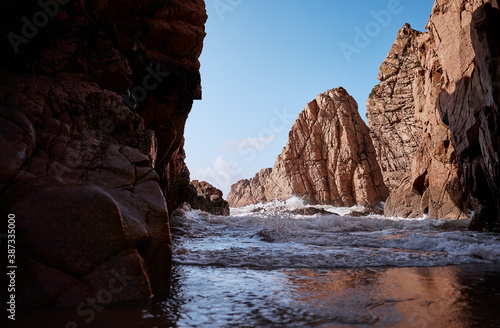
(229, 0, 500, 233)
(228, 88, 389, 208)
(187, 180, 230, 216)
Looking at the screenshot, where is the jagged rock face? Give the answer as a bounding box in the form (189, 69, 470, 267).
(420, 0, 499, 231)
(187, 180, 230, 216)
(227, 168, 272, 207)
(228, 88, 389, 207)
(384, 0, 500, 227)
(0, 0, 207, 308)
(383, 21, 470, 221)
(268, 88, 389, 206)
(366, 24, 423, 190)
(378, 21, 471, 220)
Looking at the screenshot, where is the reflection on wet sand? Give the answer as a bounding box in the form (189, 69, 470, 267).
(289, 264, 500, 327)
(17, 264, 500, 327)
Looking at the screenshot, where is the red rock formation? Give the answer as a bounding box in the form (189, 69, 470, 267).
(421, 0, 499, 231)
(187, 180, 230, 216)
(374, 21, 471, 220)
(383, 0, 500, 227)
(227, 168, 272, 207)
(228, 88, 389, 207)
(389, 17, 471, 219)
(366, 24, 423, 190)
(0, 0, 207, 307)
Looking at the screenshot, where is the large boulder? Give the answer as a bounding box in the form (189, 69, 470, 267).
(187, 180, 230, 216)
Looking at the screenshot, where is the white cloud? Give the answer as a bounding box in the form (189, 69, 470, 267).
(192, 156, 243, 196)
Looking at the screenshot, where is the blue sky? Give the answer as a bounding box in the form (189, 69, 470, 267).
(184, 0, 435, 197)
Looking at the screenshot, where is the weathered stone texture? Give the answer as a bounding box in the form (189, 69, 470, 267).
(229, 88, 389, 207)
(384, 0, 500, 228)
(0, 0, 207, 307)
(367, 24, 423, 190)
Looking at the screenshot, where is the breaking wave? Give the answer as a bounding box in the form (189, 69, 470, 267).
(171, 198, 500, 269)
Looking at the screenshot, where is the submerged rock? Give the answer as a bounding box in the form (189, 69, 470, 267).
(347, 204, 385, 217)
(290, 208, 340, 216)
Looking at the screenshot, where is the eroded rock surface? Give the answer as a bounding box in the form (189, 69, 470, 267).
(0, 0, 207, 307)
(366, 24, 423, 190)
(227, 168, 272, 207)
(229, 88, 389, 207)
(187, 180, 230, 216)
(371, 20, 470, 220)
(421, 0, 500, 230)
(383, 0, 500, 228)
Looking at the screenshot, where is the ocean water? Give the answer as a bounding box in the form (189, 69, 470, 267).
(161, 198, 500, 327)
(172, 198, 500, 269)
(18, 198, 500, 327)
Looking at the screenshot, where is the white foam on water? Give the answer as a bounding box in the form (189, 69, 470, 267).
(171, 198, 500, 269)
(229, 196, 365, 217)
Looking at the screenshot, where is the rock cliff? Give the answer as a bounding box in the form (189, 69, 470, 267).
(228, 88, 389, 207)
(420, 0, 499, 231)
(384, 15, 470, 220)
(366, 24, 423, 190)
(0, 0, 207, 308)
(227, 168, 272, 207)
(369, 21, 470, 220)
(383, 0, 500, 229)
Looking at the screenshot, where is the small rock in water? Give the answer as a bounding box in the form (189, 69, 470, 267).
(256, 229, 277, 242)
(291, 207, 339, 216)
(347, 204, 384, 217)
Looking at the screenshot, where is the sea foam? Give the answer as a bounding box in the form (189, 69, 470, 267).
(171, 198, 500, 269)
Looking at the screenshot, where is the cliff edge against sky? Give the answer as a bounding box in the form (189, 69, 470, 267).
(228, 88, 389, 208)
(229, 0, 500, 232)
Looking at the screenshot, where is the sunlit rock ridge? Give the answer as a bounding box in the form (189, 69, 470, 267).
(381, 0, 500, 232)
(228, 88, 389, 208)
(366, 24, 423, 191)
(230, 0, 500, 232)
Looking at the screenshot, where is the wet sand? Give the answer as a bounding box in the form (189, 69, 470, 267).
(17, 263, 500, 328)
